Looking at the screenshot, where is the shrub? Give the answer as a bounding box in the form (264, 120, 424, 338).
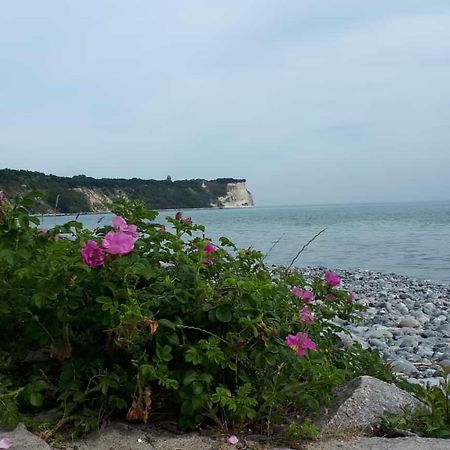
(0, 191, 392, 437)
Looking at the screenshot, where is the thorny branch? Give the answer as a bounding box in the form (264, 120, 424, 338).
(285, 228, 327, 271)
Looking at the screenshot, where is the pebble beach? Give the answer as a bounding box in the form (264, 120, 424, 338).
(303, 267, 450, 386)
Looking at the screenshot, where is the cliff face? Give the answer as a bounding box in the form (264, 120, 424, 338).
(0, 169, 254, 213)
(214, 181, 254, 208)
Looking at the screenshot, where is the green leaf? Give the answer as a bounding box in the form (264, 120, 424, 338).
(32, 293, 45, 308)
(219, 236, 236, 248)
(140, 364, 157, 381)
(215, 305, 232, 323)
(161, 378, 179, 390)
(185, 348, 202, 365)
(192, 382, 203, 395)
(156, 345, 173, 362)
(166, 332, 180, 345)
(29, 392, 44, 407)
(158, 319, 177, 330)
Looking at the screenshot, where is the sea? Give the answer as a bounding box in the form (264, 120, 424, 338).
(39, 201, 450, 284)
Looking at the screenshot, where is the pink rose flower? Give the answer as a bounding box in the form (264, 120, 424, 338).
(159, 225, 166, 233)
(102, 231, 135, 255)
(205, 242, 216, 254)
(184, 217, 192, 224)
(325, 271, 341, 286)
(299, 305, 315, 324)
(81, 240, 105, 268)
(175, 211, 182, 220)
(285, 332, 317, 356)
(112, 216, 138, 238)
(291, 287, 315, 302)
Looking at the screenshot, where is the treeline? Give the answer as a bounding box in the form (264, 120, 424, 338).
(0, 169, 246, 213)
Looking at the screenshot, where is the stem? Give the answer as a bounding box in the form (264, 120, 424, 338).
(181, 325, 228, 344)
(285, 228, 327, 271)
(266, 363, 284, 436)
(0, 387, 25, 399)
(26, 311, 55, 343)
(264, 233, 285, 260)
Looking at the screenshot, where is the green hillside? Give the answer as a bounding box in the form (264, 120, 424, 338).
(0, 169, 249, 213)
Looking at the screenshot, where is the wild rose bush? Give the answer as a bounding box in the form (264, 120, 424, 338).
(0, 192, 392, 435)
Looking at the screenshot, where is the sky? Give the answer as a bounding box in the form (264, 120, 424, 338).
(1, 1, 450, 205)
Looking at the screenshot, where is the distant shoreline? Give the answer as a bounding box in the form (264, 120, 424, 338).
(34, 204, 254, 218)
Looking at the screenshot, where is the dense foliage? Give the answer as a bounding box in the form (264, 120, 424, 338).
(0, 169, 246, 213)
(0, 191, 393, 439)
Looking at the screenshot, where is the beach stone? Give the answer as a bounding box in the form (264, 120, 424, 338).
(422, 377, 445, 388)
(398, 317, 420, 328)
(417, 347, 434, 358)
(401, 353, 422, 363)
(421, 330, 438, 338)
(391, 359, 419, 375)
(368, 338, 387, 350)
(366, 328, 393, 339)
(0, 423, 52, 450)
(416, 314, 430, 324)
(438, 359, 450, 370)
(435, 323, 450, 337)
(398, 336, 418, 348)
(316, 376, 425, 436)
(424, 369, 437, 377)
(422, 302, 436, 315)
(336, 332, 355, 348)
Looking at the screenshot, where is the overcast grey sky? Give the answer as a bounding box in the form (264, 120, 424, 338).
(1, 1, 450, 205)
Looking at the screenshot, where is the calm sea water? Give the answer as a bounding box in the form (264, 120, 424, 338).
(40, 202, 450, 284)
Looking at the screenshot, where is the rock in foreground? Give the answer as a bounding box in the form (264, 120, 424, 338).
(304, 436, 450, 450)
(0, 423, 52, 450)
(316, 376, 426, 436)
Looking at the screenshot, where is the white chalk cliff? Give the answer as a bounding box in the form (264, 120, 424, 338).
(213, 181, 254, 208)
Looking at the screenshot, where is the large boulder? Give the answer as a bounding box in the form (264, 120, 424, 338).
(316, 376, 425, 436)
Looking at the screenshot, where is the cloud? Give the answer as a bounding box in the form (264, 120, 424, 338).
(0, 1, 449, 204)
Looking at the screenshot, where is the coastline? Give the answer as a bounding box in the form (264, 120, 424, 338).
(32, 204, 255, 218)
(302, 267, 450, 386)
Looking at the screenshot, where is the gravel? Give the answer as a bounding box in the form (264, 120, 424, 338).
(301, 267, 450, 386)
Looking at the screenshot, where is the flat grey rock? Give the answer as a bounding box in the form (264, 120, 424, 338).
(305, 436, 450, 450)
(438, 359, 450, 369)
(398, 317, 421, 328)
(391, 359, 419, 375)
(0, 423, 52, 450)
(316, 376, 425, 436)
(62, 422, 217, 450)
